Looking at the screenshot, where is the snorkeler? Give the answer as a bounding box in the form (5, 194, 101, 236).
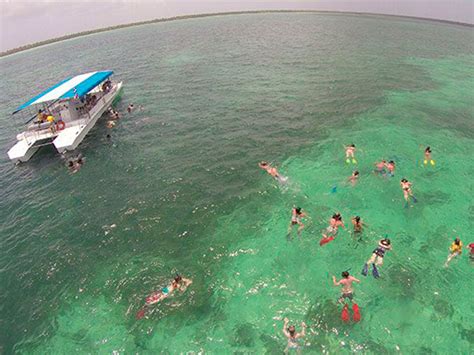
(424, 146, 435, 166)
(362, 238, 392, 278)
(283, 317, 307, 353)
(332, 271, 361, 322)
(348, 170, 359, 186)
(400, 178, 417, 207)
(127, 103, 135, 113)
(374, 160, 386, 175)
(444, 237, 463, 267)
(136, 274, 193, 319)
(344, 144, 357, 164)
(386, 160, 396, 177)
(258, 161, 287, 184)
(288, 207, 307, 236)
(320, 213, 345, 246)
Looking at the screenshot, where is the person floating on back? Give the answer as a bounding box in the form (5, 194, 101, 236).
(400, 178, 417, 207)
(332, 271, 361, 322)
(362, 238, 392, 278)
(444, 237, 463, 267)
(320, 213, 345, 246)
(136, 274, 192, 319)
(344, 144, 357, 164)
(288, 207, 307, 237)
(424, 146, 435, 166)
(258, 161, 288, 184)
(282, 317, 306, 353)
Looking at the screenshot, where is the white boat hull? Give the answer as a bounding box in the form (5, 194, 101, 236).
(7, 81, 123, 163)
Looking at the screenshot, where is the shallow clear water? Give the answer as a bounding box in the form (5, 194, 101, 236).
(0, 13, 473, 353)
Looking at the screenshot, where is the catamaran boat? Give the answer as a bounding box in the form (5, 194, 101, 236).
(7, 70, 123, 163)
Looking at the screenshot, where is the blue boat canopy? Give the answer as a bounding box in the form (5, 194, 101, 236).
(13, 70, 113, 114)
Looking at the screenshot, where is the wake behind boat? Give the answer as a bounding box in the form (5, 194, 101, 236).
(7, 71, 123, 163)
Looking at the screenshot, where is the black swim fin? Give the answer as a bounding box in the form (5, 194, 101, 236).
(372, 264, 380, 278)
(362, 263, 368, 276)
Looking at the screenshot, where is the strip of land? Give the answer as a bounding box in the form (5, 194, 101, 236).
(1, 10, 472, 58)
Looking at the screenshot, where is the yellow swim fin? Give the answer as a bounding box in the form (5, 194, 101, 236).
(423, 160, 428, 165)
(430, 160, 435, 166)
(352, 159, 357, 164)
(346, 158, 350, 164)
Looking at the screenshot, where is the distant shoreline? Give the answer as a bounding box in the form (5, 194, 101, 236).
(1, 10, 473, 58)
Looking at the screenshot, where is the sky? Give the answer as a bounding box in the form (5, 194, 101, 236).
(0, 0, 473, 52)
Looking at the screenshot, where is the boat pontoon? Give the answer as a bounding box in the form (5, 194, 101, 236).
(7, 70, 123, 163)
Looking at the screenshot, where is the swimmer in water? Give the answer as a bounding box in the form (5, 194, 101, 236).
(258, 161, 287, 183)
(283, 317, 307, 353)
(424, 146, 435, 166)
(348, 170, 359, 186)
(333, 271, 361, 322)
(386, 160, 396, 177)
(400, 178, 417, 207)
(444, 237, 463, 267)
(468, 242, 474, 261)
(288, 207, 307, 236)
(136, 274, 192, 319)
(67, 154, 84, 174)
(351, 216, 366, 235)
(127, 103, 134, 113)
(344, 144, 357, 164)
(362, 238, 392, 278)
(374, 160, 386, 175)
(320, 213, 345, 246)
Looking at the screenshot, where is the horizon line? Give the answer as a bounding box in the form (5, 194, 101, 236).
(1, 9, 473, 58)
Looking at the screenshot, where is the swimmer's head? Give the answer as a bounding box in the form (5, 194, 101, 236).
(288, 325, 296, 336)
(382, 238, 391, 246)
(351, 144, 355, 147)
(355, 216, 360, 222)
(354, 171, 359, 176)
(295, 207, 302, 214)
(260, 161, 268, 166)
(174, 274, 182, 283)
(425, 146, 431, 152)
(382, 160, 386, 163)
(389, 160, 394, 164)
(401, 178, 408, 183)
(454, 237, 460, 245)
(342, 271, 350, 278)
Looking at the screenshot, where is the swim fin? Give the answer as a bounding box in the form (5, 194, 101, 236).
(372, 264, 380, 278)
(352, 303, 361, 322)
(319, 236, 335, 246)
(331, 185, 337, 193)
(424, 160, 428, 165)
(352, 159, 357, 164)
(361, 263, 368, 276)
(412, 196, 418, 203)
(136, 308, 146, 320)
(346, 158, 350, 164)
(341, 304, 350, 323)
(430, 160, 435, 166)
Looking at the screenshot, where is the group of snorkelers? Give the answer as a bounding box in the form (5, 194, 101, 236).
(265, 144, 471, 351)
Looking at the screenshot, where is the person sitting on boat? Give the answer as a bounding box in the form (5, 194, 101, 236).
(36, 109, 47, 124)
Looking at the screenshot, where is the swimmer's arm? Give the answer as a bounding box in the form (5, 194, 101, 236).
(332, 276, 341, 286)
(182, 278, 193, 287)
(298, 322, 307, 337)
(351, 276, 361, 283)
(283, 318, 290, 337)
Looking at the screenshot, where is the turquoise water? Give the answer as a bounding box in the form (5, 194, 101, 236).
(0, 13, 473, 353)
